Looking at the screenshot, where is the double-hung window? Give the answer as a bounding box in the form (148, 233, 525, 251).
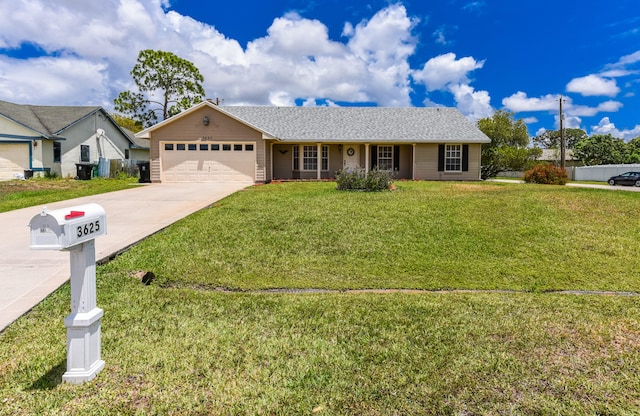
(445, 144, 462, 172)
(378, 146, 393, 171)
(300, 145, 329, 171)
(303, 146, 318, 171)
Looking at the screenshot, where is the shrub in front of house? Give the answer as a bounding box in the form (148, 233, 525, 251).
(336, 168, 394, 191)
(524, 163, 568, 185)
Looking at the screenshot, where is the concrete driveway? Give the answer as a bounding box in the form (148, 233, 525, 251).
(0, 182, 250, 331)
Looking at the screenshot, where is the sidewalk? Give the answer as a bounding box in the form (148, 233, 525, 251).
(0, 182, 250, 332)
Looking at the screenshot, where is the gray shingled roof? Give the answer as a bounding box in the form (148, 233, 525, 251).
(221, 106, 491, 143)
(0, 100, 100, 139)
(122, 127, 150, 149)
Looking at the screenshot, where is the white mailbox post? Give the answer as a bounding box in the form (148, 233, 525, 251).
(29, 203, 106, 384)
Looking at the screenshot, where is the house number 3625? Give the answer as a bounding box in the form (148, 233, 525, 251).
(76, 220, 100, 238)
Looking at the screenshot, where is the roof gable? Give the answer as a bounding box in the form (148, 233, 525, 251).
(135, 101, 275, 139)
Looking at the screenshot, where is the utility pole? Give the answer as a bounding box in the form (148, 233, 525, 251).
(559, 95, 566, 170)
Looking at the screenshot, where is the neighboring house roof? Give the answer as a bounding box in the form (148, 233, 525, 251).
(122, 127, 150, 149)
(538, 148, 577, 161)
(0, 100, 141, 148)
(0, 99, 100, 140)
(222, 106, 491, 143)
(136, 101, 491, 144)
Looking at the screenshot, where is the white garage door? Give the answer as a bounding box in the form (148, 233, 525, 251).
(161, 142, 256, 183)
(0, 143, 30, 181)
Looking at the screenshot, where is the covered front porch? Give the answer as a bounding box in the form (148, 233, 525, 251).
(271, 143, 414, 181)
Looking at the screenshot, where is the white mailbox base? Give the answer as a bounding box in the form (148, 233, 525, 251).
(63, 308, 105, 384)
(62, 240, 104, 384)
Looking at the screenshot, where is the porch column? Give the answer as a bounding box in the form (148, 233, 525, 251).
(365, 144, 370, 173)
(317, 143, 322, 180)
(412, 143, 416, 180)
(270, 141, 274, 182)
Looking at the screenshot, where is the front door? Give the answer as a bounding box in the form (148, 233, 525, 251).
(343, 145, 360, 171)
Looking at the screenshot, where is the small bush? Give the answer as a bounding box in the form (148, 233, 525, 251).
(524, 164, 568, 185)
(336, 168, 394, 191)
(43, 170, 59, 179)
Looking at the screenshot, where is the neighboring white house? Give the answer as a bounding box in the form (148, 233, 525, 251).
(0, 100, 149, 180)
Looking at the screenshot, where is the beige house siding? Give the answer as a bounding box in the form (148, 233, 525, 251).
(414, 143, 482, 181)
(149, 107, 265, 183)
(0, 116, 33, 136)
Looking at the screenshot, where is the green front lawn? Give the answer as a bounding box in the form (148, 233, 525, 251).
(106, 181, 640, 292)
(0, 177, 139, 213)
(2, 181, 640, 415)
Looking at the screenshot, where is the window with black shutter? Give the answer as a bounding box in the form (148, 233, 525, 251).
(370, 145, 378, 169)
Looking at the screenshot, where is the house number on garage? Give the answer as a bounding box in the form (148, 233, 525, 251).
(201, 136, 214, 141)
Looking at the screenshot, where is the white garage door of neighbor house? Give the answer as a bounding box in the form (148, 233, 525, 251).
(0, 143, 30, 181)
(161, 142, 256, 182)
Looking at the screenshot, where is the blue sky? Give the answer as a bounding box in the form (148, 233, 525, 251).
(0, 0, 639, 140)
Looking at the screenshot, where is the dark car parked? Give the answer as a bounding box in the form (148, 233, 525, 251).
(608, 172, 640, 186)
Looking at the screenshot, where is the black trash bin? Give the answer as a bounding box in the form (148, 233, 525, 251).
(75, 163, 92, 180)
(138, 161, 151, 183)
(23, 170, 34, 179)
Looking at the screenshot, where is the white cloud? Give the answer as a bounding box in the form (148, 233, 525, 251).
(0, 1, 491, 119)
(411, 53, 490, 119)
(599, 69, 638, 78)
(448, 83, 493, 122)
(432, 28, 448, 45)
(502, 92, 622, 119)
(256, 13, 346, 57)
(611, 50, 640, 67)
(462, 1, 487, 12)
(0, 1, 425, 108)
(412, 53, 484, 91)
(432, 26, 455, 46)
(566, 74, 620, 97)
(557, 115, 582, 130)
(502, 92, 558, 112)
(566, 100, 623, 117)
(535, 127, 547, 137)
(268, 91, 295, 107)
(591, 117, 640, 140)
(523, 117, 538, 124)
(0, 56, 111, 106)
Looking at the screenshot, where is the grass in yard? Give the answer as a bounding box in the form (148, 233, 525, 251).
(0, 176, 139, 213)
(1, 274, 639, 415)
(104, 181, 640, 292)
(2, 181, 640, 414)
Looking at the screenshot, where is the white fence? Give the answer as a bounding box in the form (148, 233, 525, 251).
(572, 164, 640, 182)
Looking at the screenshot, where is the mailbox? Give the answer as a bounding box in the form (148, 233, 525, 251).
(29, 203, 106, 250)
(28, 203, 107, 384)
